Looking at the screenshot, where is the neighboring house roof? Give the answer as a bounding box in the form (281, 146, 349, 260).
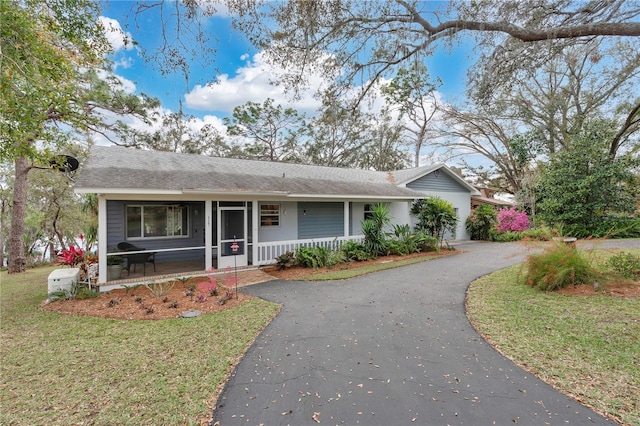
(471, 185, 515, 208)
(74, 146, 478, 200)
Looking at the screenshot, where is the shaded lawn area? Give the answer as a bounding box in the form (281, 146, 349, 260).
(0, 266, 280, 426)
(466, 248, 640, 426)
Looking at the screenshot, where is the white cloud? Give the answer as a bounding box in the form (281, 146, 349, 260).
(184, 51, 325, 114)
(99, 16, 134, 53)
(95, 69, 136, 94)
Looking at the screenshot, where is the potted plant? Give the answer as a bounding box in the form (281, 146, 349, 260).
(106, 255, 124, 281)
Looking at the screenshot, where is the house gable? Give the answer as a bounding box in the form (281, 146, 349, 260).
(406, 170, 472, 193)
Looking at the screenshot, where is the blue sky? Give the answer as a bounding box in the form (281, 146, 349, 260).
(101, 1, 475, 118)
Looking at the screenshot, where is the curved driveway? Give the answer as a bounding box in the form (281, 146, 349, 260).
(212, 241, 626, 425)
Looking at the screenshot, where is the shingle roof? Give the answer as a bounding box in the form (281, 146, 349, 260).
(75, 146, 427, 199)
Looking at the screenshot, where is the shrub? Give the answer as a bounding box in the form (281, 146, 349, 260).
(340, 240, 370, 261)
(466, 205, 497, 240)
(295, 246, 329, 268)
(388, 224, 419, 255)
(524, 243, 597, 291)
(413, 231, 438, 252)
(607, 251, 640, 279)
(49, 281, 99, 301)
(497, 207, 530, 233)
(275, 251, 295, 270)
(326, 249, 346, 267)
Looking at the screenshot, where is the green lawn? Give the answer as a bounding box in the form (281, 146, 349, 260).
(466, 248, 640, 426)
(0, 266, 280, 425)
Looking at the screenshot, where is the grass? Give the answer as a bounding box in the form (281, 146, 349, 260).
(296, 251, 454, 281)
(466, 248, 640, 426)
(0, 266, 280, 426)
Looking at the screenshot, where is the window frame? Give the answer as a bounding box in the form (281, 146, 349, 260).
(259, 203, 281, 228)
(126, 204, 189, 240)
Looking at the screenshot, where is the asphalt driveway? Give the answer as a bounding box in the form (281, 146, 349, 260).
(212, 241, 625, 425)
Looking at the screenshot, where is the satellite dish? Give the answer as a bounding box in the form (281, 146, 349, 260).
(49, 155, 79, 172)
(48, 155, 79, 181)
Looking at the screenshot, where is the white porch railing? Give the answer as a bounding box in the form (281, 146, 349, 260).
(255, 235, 365, 266)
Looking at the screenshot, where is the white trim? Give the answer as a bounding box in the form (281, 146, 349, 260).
(75, 188, 183, 195)
(205, 201, 213, 271)
(286, 194, 416, 200)
(252, 200, 259, 267)
(98, 195, 108, 283)
(343, 202, 349, 237)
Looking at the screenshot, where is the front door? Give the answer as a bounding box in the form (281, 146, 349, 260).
(218, 205, 247, 269)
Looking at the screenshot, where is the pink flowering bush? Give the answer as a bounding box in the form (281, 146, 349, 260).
(497, 208, 530, 233)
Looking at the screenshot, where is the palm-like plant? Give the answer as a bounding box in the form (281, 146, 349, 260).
(411, 197, 458, 247)
(361, 203, 390, 257)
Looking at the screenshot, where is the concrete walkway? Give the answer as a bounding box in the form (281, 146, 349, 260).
(212, 241, 627, 425)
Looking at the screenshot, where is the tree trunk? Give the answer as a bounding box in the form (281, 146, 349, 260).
(0, 200, 6, 268)
(8, 156, 30, 273)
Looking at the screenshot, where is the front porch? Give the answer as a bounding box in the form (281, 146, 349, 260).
(95, 195, 372, 286)
(96, 235, 365, 291)
(97, 258, 272, 292)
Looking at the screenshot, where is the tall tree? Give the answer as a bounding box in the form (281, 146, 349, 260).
(224, 98, 307, 162)
(225, 0, 640, 102)
(359, 109, 411, 171)
(536, 120, 638, 234)
(469, 39, 640, 159)
(382, 65, 441, 167)
(120, 108, 230, 156)
(304, 92, 370, 167)
(1, 0, 158, 273)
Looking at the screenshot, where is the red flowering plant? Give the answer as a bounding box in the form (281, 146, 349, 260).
(57, 245, 85, 267)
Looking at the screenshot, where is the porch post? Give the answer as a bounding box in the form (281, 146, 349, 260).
(98, 195, 107, 283)
(252, 200, 259, 265)
(343, 202, 350, 237)
(204, 200, 213, 270)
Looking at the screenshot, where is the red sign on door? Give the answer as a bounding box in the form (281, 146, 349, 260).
(231, 242, 239, 253)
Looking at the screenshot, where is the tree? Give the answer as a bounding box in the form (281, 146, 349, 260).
(436, 105, 540, 194)
(410, 196, 458, 247)
(226, 1, 640, 102)
(536, 120, 638, 235)
(359, 109, 411, 171)
(224, 98, 307, 162)
(120, 109, 230, 156)
(469, 39, 640, 159)
(304, 92, 370, 168)
(382, 65, 441, 167)
(1, 0, 159, 273)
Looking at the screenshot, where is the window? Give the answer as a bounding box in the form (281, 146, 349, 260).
(260, 204, 280, 227)
(364, 204, 374, 220)
(126, 205, 189, 239)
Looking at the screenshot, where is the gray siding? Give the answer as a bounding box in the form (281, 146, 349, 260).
(298, 202, 344, 239)
(407, 171, 466, 193)
(106, 200, 205, 263)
